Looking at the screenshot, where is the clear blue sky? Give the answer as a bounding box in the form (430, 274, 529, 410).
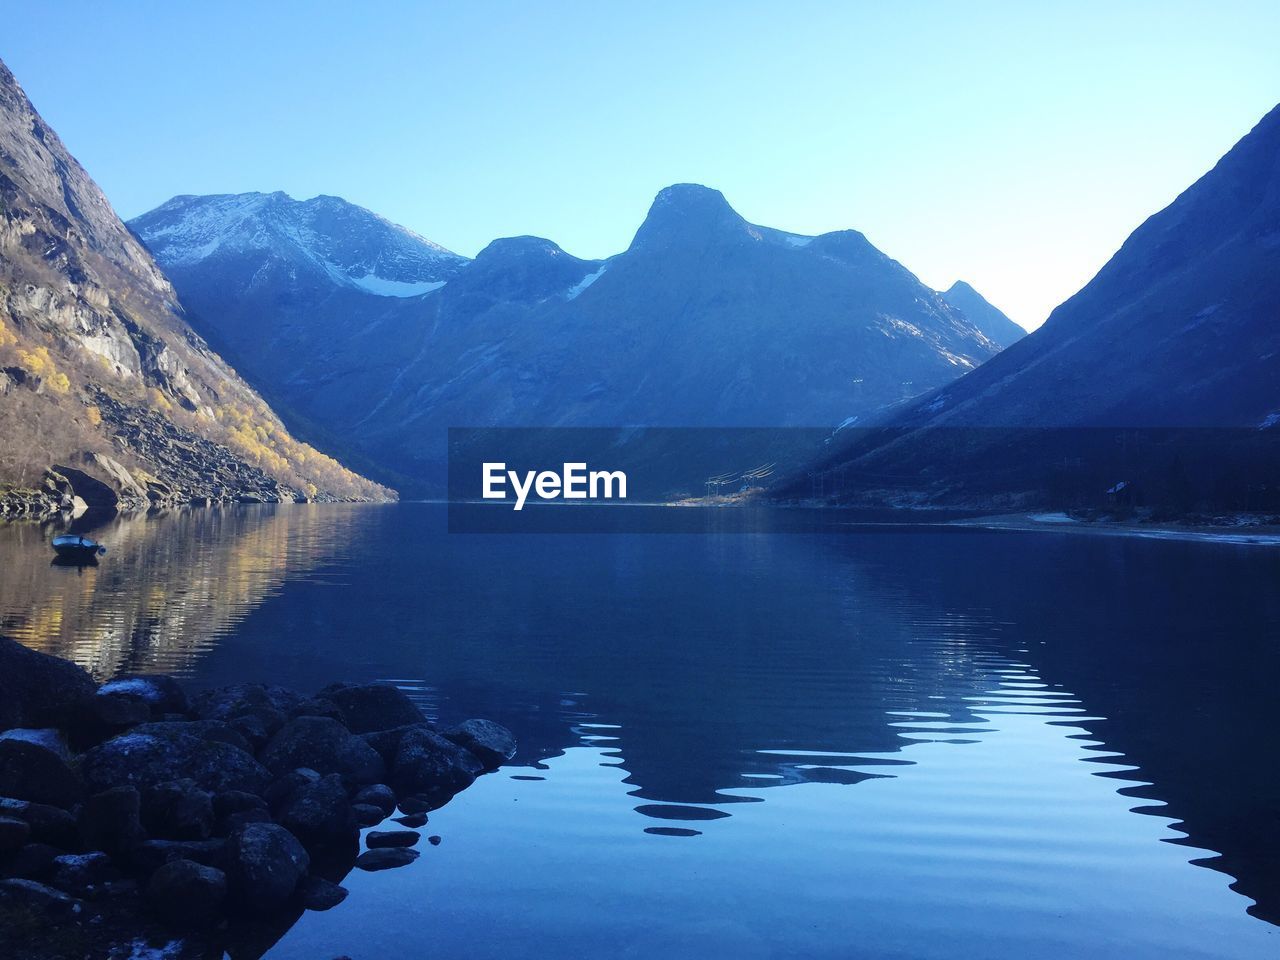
(5, 1, 1278, 329)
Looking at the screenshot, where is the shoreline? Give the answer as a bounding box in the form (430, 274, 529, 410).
(0, 637, 514, 959)
(944, 512, 1280, 546)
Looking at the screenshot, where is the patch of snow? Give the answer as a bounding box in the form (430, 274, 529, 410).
(834, 415, 860, 432)
(1029, 512, 1078, 524)
(99, 678, 161, 701)
(566, 265, 607, 300)
(1259, 411, 1280, 429)
(350, 275, 447, 298)
(1107, 480, 1129, 495)
(783, 234, 813, 248)
(923, 395, 948, 413)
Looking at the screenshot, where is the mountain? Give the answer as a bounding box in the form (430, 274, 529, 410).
(782, 103, 1280, 510)
(133, 191, 468, 298)
(940, 281, 1024, 348)
(0, 58, 391, 515)
(133, 183, 1009, 493)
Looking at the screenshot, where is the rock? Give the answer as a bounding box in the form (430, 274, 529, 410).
(0, 815, 30, 852)
(354, 847, 419, 871)
(214, 790, 269, 818)
(1, 842, 62, 882)
(319, 682, 427, 734)
(393, 813, 428, 828)
(366, 829, 419, 849)
(0, 797, 78, 847)
(260, 717, 385, 785)
(0, 735, 83, 807)
(0, 877, 81, 915)
(443, 719, 517, 770)
(193, 684, 303, 736)
(129, 838, 227, 874)
(50, 851, 114, 894)
(352, 783, 396, 817)
(72, 694, 152, 745)
(145, 858, 226, 926)
(278, 774, 355, 847)
(263, 768, 321, 811)
(360, 722, 435, 764)
(131, 720, 251, 754)
(0, 727, 70, 760)
(391, 728, 482, 799)
(288, 697, 344, 722)
(351, 803, 385, 827)
(225, 823, 309, 914)
(143, 779, 214, 840)
(212, 789, 269, 835)
(0, 635, 97, 730)
(98, 675, 190, 716)
(297, 874, 347, 911)
(427, 835, 441, 846)
(228, 714, 274, 751)
(78, 786, 144, 855)
(82, 731, 270, 796)
(397, 796, 435, 816)
(219, 807, 273, 836)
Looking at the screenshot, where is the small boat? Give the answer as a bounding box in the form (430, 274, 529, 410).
(51, 535, 107, 562)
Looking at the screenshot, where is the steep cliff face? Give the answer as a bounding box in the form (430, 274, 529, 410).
(0, 58, 392, 515)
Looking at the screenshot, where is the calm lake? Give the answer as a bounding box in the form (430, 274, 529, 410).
(2, 503, 1279, 958)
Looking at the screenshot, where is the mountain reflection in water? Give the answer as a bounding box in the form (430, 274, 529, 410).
(0, 504, 379, 678)
(1, 503, 1278, 958)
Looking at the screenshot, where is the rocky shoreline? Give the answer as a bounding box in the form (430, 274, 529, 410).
(0, 635, 515, 959)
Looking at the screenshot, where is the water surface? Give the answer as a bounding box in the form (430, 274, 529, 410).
(2, 503, 1278, 958)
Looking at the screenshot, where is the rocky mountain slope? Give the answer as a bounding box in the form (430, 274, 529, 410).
(0, 58, 391, 515)
(782, 103, 1280, 510)
(939, 281, 1024, 348)
(134, 184, 1012, 493)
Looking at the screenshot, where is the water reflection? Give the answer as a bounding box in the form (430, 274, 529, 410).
(0, 504, 382, 679)
(2, 504, 1278, 957)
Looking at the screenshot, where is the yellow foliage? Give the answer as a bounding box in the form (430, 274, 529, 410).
(85, 405, 102, 426)
(0, 316, 15, 349)
(17, 346, 53, 377)
(47, 372, 71, 394)
(148, 388, 174, 412)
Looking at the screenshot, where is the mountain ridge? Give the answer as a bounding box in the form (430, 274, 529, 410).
(133, 183, 1017, 492)
(0, 57, 392, 515)
(780, 102, 1280, 510)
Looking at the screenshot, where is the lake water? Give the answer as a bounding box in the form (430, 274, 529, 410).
(2, 503, 1279, 959)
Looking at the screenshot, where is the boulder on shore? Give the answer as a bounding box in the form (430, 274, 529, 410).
(443, 719, 517, 770)
(318, 682, 427, 734)
(278, 773, 355, 847)
(225, 823, 309, 914)
(391, 727, 482, 798)
(0, 635, 97, 730)
(259, 716, 385, 785)
(146, 858, 227, 926)
(81, 731, 271, 796)
(0, 732, 84, 807)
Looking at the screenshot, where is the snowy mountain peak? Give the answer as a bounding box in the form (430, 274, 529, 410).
(130, 192, 469, 298)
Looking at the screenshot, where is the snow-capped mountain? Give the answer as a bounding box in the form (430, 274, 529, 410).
(131, 192, 469, 298)
(133, 183, 1014, 494)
